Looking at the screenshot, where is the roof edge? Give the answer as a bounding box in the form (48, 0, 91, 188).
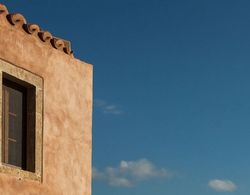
(0, 4, 74, 57)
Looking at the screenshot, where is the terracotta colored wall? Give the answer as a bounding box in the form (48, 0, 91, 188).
(0, 8, 92, 195)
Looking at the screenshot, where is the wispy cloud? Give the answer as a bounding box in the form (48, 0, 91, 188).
(94, 99, 123, 115)
(93, 159, 173, 187)
(208, 179, 237, 192)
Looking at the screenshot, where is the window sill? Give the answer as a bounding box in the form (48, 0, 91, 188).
(0, 163, 41, 182)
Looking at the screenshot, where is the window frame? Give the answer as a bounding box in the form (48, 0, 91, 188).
(0, 59, 43, 182)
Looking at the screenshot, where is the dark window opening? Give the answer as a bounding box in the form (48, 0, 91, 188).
(2, 73, 36, 172)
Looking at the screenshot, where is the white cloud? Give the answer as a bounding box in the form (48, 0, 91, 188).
(94, 99, 106, 107)
(94, 99, 123, 115)
(119, 159, 168, 180)
(208, 179, 237, 192)
(108, 176, 133, 187)
(93, 159, 172, 187)
(92, 167, 104, 179)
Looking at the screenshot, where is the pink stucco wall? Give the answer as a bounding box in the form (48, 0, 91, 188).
(0, 6, 92, 195)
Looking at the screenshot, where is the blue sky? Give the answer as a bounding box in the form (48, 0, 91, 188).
(3, 0, 250, 194)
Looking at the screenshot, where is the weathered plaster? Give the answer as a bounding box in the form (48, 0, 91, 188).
(0, 4, 93, 195)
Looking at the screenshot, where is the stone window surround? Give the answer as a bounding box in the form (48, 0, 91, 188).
(0, 58, 43, 182)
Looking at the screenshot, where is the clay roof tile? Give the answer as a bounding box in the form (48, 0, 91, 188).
(0, 4, 73, 57)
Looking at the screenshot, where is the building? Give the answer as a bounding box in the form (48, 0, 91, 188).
(0, 4, 92, 195)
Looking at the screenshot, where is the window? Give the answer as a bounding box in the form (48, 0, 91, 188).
(2, 74, 35, 172)
(0, 59, 43, 181)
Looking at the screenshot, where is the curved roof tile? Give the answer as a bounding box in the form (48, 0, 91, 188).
(0, 4, 73, 57)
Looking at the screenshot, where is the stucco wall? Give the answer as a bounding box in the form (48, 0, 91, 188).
(0, 6, 92, 195)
